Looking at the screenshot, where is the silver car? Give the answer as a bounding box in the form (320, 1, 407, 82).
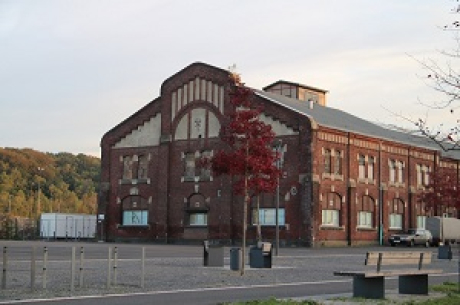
(388, 229, 433, 247)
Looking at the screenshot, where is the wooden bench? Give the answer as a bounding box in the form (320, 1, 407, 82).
(334, 251, 442, 299)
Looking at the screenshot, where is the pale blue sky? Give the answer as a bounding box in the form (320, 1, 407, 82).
(0, 0, 455, 156)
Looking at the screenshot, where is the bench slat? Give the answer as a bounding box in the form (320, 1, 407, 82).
(334, 269, 442, 278)
(365, 251, 432, 266)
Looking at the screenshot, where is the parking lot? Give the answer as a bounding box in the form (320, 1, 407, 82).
(0, 240, 458, 303)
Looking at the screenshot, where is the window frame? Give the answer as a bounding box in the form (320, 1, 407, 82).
(252, 208, 285, 226)
(322, 209, 340, 227)
(389, 213, 403, 229)
(189, 212, 208, 226)
(122, 210, 149, 226)
(358, 155, 366, 179)
(357, 211, 373, 228)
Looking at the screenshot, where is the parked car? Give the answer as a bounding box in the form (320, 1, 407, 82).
(388, 229, 433, 247)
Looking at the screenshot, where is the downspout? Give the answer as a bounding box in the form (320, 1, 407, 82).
(347, 132, 352, 246)
(407, 149, 412, 229)
(378, 142, 383, 246)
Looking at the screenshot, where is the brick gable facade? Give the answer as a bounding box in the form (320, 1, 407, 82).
(98, 62, 459, 246)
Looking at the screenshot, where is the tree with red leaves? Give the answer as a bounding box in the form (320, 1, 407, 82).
(418, 167, 460, 217)
(211, 73, 280, 275)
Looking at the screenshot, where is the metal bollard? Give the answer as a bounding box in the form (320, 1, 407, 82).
(2, 247, 7, 290)
(79, 247, 84, 287)
(30, 247, 36, 291)
(107, 247, 112, 288)
(70, 247, 75, 294)
(43, 247, 48, 289)
(141, 247, 145, 289)
(113, 247, 118, 286)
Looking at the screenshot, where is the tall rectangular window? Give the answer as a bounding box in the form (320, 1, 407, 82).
(184, 153, 195, 181)
(416, 164, 422, 185)
(123, 156, 133, 179)
(389, 160, 396, 183)
(397, 161, 404, 183)
(424, 167, 430, 185)
(417, 215, 427, 229)
(200, 150, 212, 180)
(324, 149, 331, 174)
(358, 155, 366, 179)
(137, 155, 148, 179)
(334, 151, 342, 175)
(368, 156, 374, 180)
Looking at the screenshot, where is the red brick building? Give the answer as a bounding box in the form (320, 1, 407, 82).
(98, 62, 460, 246)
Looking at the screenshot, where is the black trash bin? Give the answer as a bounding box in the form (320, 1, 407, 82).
(203, 240, 224, 267)
(230, 247, 242, 271)
(249, 242, 272, 268)
(438, 244, 453, 260)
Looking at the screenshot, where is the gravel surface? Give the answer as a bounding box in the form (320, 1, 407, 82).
(0, 242, 458, 303)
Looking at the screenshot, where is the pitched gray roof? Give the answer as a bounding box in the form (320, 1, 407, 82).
(255, 90, 460, 160)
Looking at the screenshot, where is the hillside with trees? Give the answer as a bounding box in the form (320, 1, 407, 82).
(0, 147, 100, 218)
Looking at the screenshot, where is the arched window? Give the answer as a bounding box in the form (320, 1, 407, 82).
(186, 193, 208, 226)
(357, 195, 374, 228)
(389, 198, 404, 229)
(121, 195, 149, 226)
(321, 192, 341, 227)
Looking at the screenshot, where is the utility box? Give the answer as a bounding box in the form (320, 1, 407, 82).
(203, 240, 224, 267)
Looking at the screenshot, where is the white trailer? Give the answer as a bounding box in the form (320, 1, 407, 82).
(40, 213, 97, 239)
(426, 216, 460, 246)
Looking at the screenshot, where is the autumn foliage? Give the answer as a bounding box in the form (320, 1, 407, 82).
(418, 167, 460, 216)
(211, 74, 280, 196)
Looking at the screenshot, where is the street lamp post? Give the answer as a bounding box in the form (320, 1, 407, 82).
(275, 140, 283, 256)
(36, 167, 44, 218)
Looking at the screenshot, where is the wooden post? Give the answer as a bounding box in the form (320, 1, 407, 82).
(43, 247, 48, 289)
(70, 247, 75, 294)
(79, 247, 84, 287)
(141, 247, 145, 289)
(107, 247, 112, 288)
(2, 247, 7, 289)
(418, 252, 424, 270)
(377, 253, 382, 272)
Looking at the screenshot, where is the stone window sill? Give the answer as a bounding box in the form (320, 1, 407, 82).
(357, 226, 376, 231)
(320, 225, 344, 231)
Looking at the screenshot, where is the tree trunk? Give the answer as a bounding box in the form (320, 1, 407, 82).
(256, 195, 261, 242)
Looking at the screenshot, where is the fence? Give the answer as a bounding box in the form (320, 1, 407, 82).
(0, 216, 38, 240)
(1, 245, 149, 293)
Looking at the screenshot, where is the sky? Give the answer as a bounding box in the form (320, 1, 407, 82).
(0, 0, 457, 157)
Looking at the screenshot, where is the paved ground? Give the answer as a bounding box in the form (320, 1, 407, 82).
(0, 240, 458, 304)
